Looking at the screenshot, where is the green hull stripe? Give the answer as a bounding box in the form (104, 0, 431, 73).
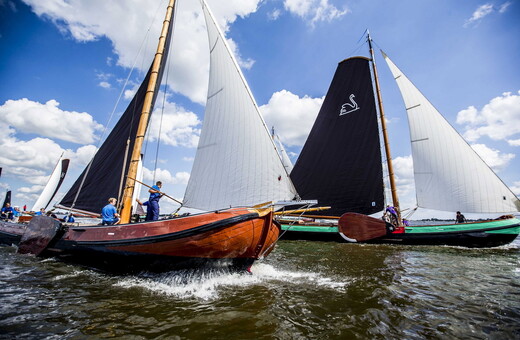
(281, 225, 338, 233)
(281, 218, 520, 235)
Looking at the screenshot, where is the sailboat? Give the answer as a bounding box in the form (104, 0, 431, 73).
(279, 32, 520, 247)
(0, 0, 298, 272)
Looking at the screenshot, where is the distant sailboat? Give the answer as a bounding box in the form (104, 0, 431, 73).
(31, 154, 70, 212)
(0, 0, 297, 271)
(281, 32, 520, 247)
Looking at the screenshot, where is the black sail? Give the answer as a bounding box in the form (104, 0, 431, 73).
(2, 190, 11, 209)
(58, 21, 174, 214)
(290, 57, 384, 216)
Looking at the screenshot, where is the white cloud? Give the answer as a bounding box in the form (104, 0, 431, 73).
(511, 181, 520, 197)
(499, 1, 512, 13)
(268, 9, 282, 20)
(457, 91, 520, 142)
(260, 90, 323, 147)
(21, 0, 262, 105)
(147, 98, 201, 148)
(464, 2, 511, 27)
(99, 81, 111, 89)
(284, 0, 349, 26)
(0, 98, 103, 144)
(508, 139, 520, 146)
(392, 155, 416, 209)
(471, 143, 515, 171)
(142, 167, 190, 185)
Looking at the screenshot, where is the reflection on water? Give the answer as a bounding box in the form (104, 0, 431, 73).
(0, 238, 519, 339)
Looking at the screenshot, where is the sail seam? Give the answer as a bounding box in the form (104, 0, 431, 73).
(411, 138, 429, 143)
(210, 36, 219, 53)
(406, 104, 421, 110)
(208, 87, 224, 100)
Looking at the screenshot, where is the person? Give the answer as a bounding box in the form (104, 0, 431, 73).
(385, 205, 398, 225)
(455, 211, 466, 223)
(1, 203, 15, 220)
(146, 181, 163, 221)
(101, 198, 120, 225)
(402, 218, 410, 226)
(35, 208, 45, 216)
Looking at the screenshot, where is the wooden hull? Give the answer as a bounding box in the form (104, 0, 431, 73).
(279, 216, 520, 248)
(0, 207, 280, 272)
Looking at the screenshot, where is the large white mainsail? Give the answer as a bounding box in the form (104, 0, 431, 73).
(183, 1, 298, 211)
(383, 52, 520, 213)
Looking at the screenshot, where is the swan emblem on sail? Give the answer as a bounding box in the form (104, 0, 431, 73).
(339, 94, 360, 116)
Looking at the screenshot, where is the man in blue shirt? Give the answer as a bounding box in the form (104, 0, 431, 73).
(101, 198, 120, 225)
(146, 181, 163, 221)
(1, 203, 15, 220)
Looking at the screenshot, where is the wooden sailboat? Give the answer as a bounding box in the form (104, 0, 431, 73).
(279, 32, 520, 247)
(0, 0, 298, 272)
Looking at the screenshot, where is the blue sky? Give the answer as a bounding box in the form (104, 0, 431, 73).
(0, 0, 519, 219)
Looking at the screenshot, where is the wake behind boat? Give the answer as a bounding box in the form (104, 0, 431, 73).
(279, 32, 520, 247)
(0, 0, 299, 272)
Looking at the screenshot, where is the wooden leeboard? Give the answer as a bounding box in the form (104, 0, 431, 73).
(338, 212, 388, 242)
(17, 216, 62, 256)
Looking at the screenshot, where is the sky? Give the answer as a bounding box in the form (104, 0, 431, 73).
(0, 0, 519, 220)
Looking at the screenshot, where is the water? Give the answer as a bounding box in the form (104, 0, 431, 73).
(1, 237, 519, 339)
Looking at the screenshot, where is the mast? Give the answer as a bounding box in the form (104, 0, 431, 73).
(367, 31, 401, 224)
(120, 0, 176, 224)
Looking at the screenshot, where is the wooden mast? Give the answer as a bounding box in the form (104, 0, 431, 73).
(120, 0, 176, 224)
(367, 31, 402, 225)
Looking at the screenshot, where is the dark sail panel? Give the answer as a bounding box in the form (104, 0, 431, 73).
(58, 21, 174, 214)
(290, 57, 384, 216)
(2, 190, 11, 209)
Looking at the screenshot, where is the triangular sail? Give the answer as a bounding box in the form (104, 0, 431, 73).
(383, 52, 520, 213)
(58, 22, 174, 214)
(290, 57, 385, 216)
(183, 1, 298, 211)
(32, 156, 70, 211)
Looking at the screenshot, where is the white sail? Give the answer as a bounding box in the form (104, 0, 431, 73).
(383, 52, 520, 213)
(32, 155, 69, 211)
(183, 1, 298, 211)
(274, 133, 294, 174)
(131, 156, 144, 213)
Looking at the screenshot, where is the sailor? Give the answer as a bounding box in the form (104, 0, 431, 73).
(35, 208, 45, 216)
(455, 211, 466, 223)
(101, 198, 120, 225)
(385, 205, 398, 225)
(146, 181, 163, 221)
(1, 203, 15, 220)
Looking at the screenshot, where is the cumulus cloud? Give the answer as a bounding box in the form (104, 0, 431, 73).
(470, 143, 515, 171)
(391, 155, 416, 209)
(142, 167, 190, 186)
(147, 98, 201, 148)
(456, 91, 520, 144)
(21, 0, 261, 105)
(284, 0, 349, 27)
(0, 98, 103, 144)
(464, 2, 511, 27)
(260, 90, 323, 147)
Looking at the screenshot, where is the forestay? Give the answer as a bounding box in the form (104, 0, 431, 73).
(183, 2, 298, 211)
(383, 52, 520, 213)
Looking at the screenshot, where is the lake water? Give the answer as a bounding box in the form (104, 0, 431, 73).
(0, 233, 519, 339)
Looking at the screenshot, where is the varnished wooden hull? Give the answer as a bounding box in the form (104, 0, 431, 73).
(0, 207, 280, 272)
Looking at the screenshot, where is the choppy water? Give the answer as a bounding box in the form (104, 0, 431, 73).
(1, 237, 519, 339)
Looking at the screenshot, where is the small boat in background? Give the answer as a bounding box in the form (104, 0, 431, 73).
(280, 32, 520, 247)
